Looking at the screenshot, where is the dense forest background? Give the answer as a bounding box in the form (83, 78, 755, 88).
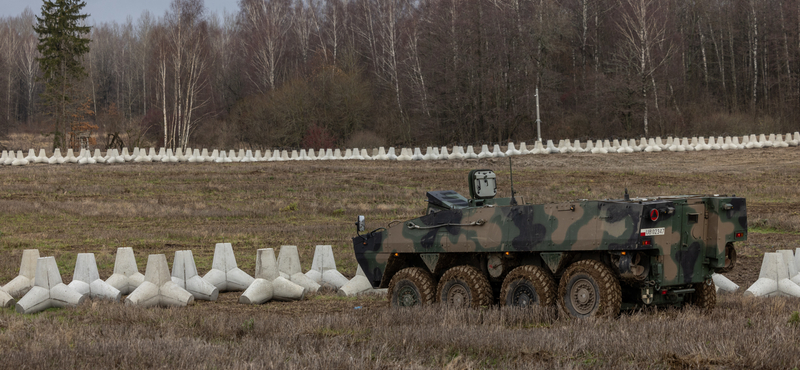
(1, 0, 800, 150)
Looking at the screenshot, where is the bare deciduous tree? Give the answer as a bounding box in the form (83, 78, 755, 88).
(616, 0, 673, 136)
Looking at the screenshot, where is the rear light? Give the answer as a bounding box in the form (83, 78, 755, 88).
(650, 209, 659, 221)
(735, 232, 744, 238)
(661, 289, 667, 295)
(642, 240, 652, 246)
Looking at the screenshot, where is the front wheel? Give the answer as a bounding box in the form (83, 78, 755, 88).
(387, 267, 436, 307)
(558, 260, 621, 318)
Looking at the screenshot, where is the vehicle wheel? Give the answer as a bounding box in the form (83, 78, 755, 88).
(687, 280, 716, 311)
(388, 267, 436, 307)
(437, 265, 493, 308)
(500, 265, 557, 307)
(715, 243, 737, 273)
(558, 260, 621, 318)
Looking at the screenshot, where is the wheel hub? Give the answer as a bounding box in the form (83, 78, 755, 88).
(512, 285, 537, 307)
(397, 285, 420, 307)
(447, 283, 469, 306)
(570, 278, 596, 315)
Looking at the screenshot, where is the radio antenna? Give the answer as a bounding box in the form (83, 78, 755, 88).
(509, 157, 517, 205)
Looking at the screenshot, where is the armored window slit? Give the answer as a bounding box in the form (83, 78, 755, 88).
(688, 213, 699, 223)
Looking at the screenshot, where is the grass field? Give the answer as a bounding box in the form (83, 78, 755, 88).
(1, 148, 800, 368)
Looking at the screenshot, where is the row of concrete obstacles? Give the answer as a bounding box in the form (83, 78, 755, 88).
(0, 244, 380, 314)
(3, 132, 800, 166)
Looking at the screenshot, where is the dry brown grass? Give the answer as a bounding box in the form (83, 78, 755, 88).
(0, 295, 798, 369)
(1, 148, 800, 368)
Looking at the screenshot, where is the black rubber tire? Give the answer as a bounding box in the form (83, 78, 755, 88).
(687, 280, 716, 311)
(437, 265, 493, 308)
(715, 243, 737, 273)
(500, 265, 557, 307)
(558, 260, 621, 318)
(387, 267, 436, 307)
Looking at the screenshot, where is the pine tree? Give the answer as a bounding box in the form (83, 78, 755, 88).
(33, 0, 91, 149)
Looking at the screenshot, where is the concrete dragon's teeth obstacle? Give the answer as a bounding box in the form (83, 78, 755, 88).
(125, 254, 194, 307)
(16, 257, 86, 314)
(304, 245, 349, 289)
(744, 252, 800, 297)
(0, 288, 13, 308)
(67, 253, 121, 301)
(171, 250, 219, 301)
(277, 245, 320, 292)
(240, 248, 305, 304)
(202, 243, 254, 292)
(106, 247, 145, 294)
(338, 265, 377, 297)
(712, 273, 739, 294)
(3, 249, 40, 298)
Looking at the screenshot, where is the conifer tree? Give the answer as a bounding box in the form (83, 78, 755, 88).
(33, 0, 91, 149)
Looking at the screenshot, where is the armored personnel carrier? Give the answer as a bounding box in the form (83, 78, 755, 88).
(353, 168, 747, 318)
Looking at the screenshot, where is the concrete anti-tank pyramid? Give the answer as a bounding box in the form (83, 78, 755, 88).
(3, 249, 40, 298)
(171, 250, 219, 301)
(126, 254, 194, 307)
(105, 247, 145, 294)
(202, 243, 254, 292)
(67, 253, 121, 301)
(16, 257, 86, 314)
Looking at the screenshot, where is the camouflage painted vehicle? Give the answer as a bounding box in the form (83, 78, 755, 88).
(353, 168, 747, 318)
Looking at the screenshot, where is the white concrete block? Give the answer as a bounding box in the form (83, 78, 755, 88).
(105, 247, 145, 294)
(121, 147, 133, 161)
(712, 273, 739, 293)
(745, 252, 800, 297)
(338, 266, 374, 297)
(492, 144, 506, 157)
(793, 248, 800, 285)
(464, 145, 478, 159)
(0, 288, 14, 308)
(12, 150, 29, 166)
(171, 250, 218, 301)
(35, 149, 48, 163)
(422, 147, 436, 160)
(239, 278, 273, 304)
(277, 245, 302, 276)
(290, 272, 320, 292)
(477, 144, 492, 159)
(438, 146, 449, 159)
(68, 253, 121, 301)
(255, 248, 280, 281)
(322, 269, 350, 289)
(305, 269, 321, 284)
(16, 257, 86, 314)
(778, 250, 797, 278)
(3, 249, 40, 297)
(202, 243, 254, 292)
(271, 276, 306, 301)
(309, 245, 337, 275)
(449, 146, 466, 159)
(125, 254, 194, 307)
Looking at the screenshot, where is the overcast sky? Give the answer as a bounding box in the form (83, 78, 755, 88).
(2, 0, 240, 24)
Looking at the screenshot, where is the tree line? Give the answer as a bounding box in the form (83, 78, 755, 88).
(1, 0, 799, 150)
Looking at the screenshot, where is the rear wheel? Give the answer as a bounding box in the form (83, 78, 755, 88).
(686, 280, 716, 311)
(388, 267, 435, 307)
(500, 265, 557, 307)
(715, 243, 737, 273)
(437, 265, 493, 308)
(558, 260, 621, 318)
